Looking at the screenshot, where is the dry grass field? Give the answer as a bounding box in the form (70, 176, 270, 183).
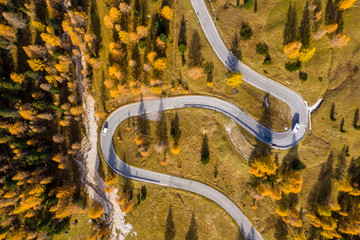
(121, 181, 241, 240)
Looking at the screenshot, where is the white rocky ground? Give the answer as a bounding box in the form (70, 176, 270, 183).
(75, 51, 134, 239)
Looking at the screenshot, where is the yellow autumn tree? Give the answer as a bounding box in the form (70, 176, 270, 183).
(0, 0, 9, 5)
(248, 154, 277, 178)
(147, 51, 157, 63)
(9, 122, 27, 136)
(281, 171, 303, 194)
(52, 153, 67, 163)
(88, 201, 104, 219)
(337, 178, 353, 192)
(298, 47, 316, 62)
(338, 0, 357, 10)
(12, 171, 30, 181)
(40, 32, 61, 47)
(283, 41, 302, 59)
(0, 24, 16, 41)
(350, 188, 360, 196)
(55, 63, 70, 73)
(118, 30, 130, 44)
(108, 64, 122, 80)
(109, 7, 121, 23)
(160, 6, 173, 20)
(10, 73, 25, 84)
(317, 204, 332, 217)
(109, 42, 124, 61)
(3, 190, 17, 198)
(30, 20, 46, 32)
(136, 26, 148, 39)
(119, 2, 131, 14)
(320, 217, 338, 231)
(129, 32, 139, 43)
(13, 196, 42, 214)
(156, 37, 166, 50)
(104, 79, 114, 89)
(326, 24, 338, 34)
(70, 105, 83, 116)
(40, 176, 53, 185)
(103, 15, 113, 29)
(227, 72, 243, 88)
(110, 84, 126, 99)
(153, 58, 167, 71)
(27, 59, 45, 71)
(170, 145, 181, 155)
(19, 105, 37, 120)
(55, 203, 79, 219)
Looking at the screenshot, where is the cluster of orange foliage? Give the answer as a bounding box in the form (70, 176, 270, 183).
(88, 201, 104, 219)
(248, 154, 277, 177)
(248, 152, 306, 230)
(0, 0, 96, 238)
(160, 6, 174, 20)
(338, 0, 357, 10)
(283, 42, 302, 59)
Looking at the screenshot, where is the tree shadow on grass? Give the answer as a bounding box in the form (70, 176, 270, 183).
(165, 205, 175, 240)
(307, 152, 334, 211)
(249, 93, 273, 162)
(185, 212, 198, 240)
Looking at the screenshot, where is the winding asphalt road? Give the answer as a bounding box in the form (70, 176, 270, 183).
(100, 1, 310, 239)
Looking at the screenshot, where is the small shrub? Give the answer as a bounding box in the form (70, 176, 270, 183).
(159, 33, 169, 43)
(256, 43, 268, 55)
(204, 62, 214, 74)
(291, 159, 306, 171)
(178, 43, 187, 53)
(318, 77, 323, 82)
(141, 186, 147, 201)
(263, 54, 272, 65)
(244, 0, 254, 9)
(201, 155, 210, 164)
(50, 87, 61, 94)
(240, 23, 252, 40)
(138, 40, 146, 49)
(51, 105, 65, 113)
(285, 61, 301, 72)
(299, 71, 308, 81)
(33, 100, 51, 110)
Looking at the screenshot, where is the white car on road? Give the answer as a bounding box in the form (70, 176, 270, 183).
(292, 123, 300, 133)
(102, 122, 108, 135)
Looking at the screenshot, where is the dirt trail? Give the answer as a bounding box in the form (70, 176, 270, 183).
(224, 120, 254, 160)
